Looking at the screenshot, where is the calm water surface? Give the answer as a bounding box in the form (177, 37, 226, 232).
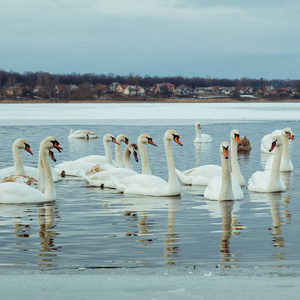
(0, 120, 299, 271)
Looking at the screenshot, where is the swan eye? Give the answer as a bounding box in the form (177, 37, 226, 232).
(125, 138, 129, 144)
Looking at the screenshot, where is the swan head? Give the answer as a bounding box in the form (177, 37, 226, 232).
(220, 142, 229, 159)
(138, 134, 157, 147)
(127, 143, 139, 162)
(165, 130, 183, 146)
(41, 136, 63, 153)
(230, 129, 241, 146)
(269, 135, 283, 152)
(103, 134, 120, 145)
(13, 138, 33, 155)
(117, 134, 129, 145)
(282, 127, 294, 140)
(195, 122, 201, 129)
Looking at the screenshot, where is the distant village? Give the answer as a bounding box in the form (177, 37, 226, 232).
(0, 70, 299, 101)
(2, 82, 300, 101)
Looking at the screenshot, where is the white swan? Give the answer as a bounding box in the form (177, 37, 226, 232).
(0, 138, 34, 183)
(230, 129, 245, 186)
(0, 137, 62, 203)
(248, 135, 286, 193)
(68, 129, 98, 139)
(264, 128, 294, 172)
(115, 134, 129, 168)
(83, 143, 139, 188)
(176, 129, 244, 186)
(194, 122, 212, 143)
(54, 134, 119, 176)
(110, 130, 183, 196)
(261, 127, 294, 154)
(204, 142, 243, 201)
(137, 134, 157, 175)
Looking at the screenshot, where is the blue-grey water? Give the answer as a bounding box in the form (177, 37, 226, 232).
(0, 120, 299, 272)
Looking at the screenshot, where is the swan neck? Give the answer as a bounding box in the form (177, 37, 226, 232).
(40, 146, 55, 200)
(13, 144, 26, 175)
(282, 136, 289, 159)
(231, 138, 244, 185)
(219, 153, 234, 200)
(104, 140, 113, 164)
(123, 148, 132, 170)
(165, 138, 178, 187)
(139, 142, 151, 175)
(196, 125, 201, 138)
(115, 143, 123, 167)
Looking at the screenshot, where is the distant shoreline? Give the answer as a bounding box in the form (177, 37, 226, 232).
(1, 97, 300, 104)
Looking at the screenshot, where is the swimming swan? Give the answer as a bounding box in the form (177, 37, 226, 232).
(83, 143, 139, 188)
(264, 128, 294, 172)
(194, 122, 212, 143)
(110, 130, 183, 196)
(54, 134, 119, 176)
(248, 135, 286, 193)
(68, 129, 98, 139)
(204, 142, 243, 201)
(0, 137, 62, 203)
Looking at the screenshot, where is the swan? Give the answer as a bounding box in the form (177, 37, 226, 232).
(0, 138, 34, 183)
(137, 134, 157, 175)
(68, 129, 98, 139)
(83, 143, 139, 188)
(238, 136, 252, 151)
(204, 142, 243, 201)
(264, 128, 294, 172)
(115, 134, 129, 168)
(0, 136, 62, 203)
(110, 129, 183, 196)
(261, 127, 294, 154)
(248, 135, 286, 193)
(230, 129, 245, 186)
(0, 138, 59, 186)
(194, 122, 212, 143)
(54, 134, 119, 176)
(176, 129, 244, 186)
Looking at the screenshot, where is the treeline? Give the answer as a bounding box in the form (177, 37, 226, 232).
(0, 69, 299, 89)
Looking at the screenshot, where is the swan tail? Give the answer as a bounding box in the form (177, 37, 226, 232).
(175, 168, 192, 185)
(108, 174, 125, 193)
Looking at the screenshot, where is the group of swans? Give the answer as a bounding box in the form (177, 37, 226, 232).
(0, 136, 63, 203)
(81, 133, 157, 188)
(68, 129, 98, 139)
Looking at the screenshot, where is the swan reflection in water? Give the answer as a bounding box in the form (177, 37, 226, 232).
(218, 200, 243, 268)
(250, 192, 292, 268)
(194, 142, 212, 167)
(0, 201, 59, 269)
(120, 195, 181, 266)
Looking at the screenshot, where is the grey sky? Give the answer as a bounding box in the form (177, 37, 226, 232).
(1, 0, 300, 79)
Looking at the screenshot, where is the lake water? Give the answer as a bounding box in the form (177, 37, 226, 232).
(0, 104, 299, 272)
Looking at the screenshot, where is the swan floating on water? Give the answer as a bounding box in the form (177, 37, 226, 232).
(110, 129, 183, 197)
(204, 141, 243, 201)
(194, 121, 212, 143)
(0, 136, 63, 203)
(68, 129, 98, 139)
(248, 135, 286, 193)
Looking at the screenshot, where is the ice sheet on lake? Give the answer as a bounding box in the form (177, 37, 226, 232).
(1, 103, 300, 125)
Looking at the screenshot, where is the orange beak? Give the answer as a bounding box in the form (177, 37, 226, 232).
(269, 140, 277, 152)
(174, 136, 183, 146)
(148, 138, 157, 147)
(112, 138, 120, 145)
(235, 135, 241, 146)
(223, 148, 229, 159)
(53, 141, 63, 153)
(25, 144, 33, 155)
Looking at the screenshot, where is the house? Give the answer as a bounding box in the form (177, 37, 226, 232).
(175, 84, 193, 96)
(108, 82, 121, 92)
(152, 83, 176, 94)
(116, 85, 129, 94)
(123, 86, 145, 96)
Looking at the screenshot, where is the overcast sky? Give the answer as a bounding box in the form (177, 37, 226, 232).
(1, 0, 300, 79)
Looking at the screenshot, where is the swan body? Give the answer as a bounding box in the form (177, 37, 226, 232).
(0, 137, 62, 203)
(204, 142, 243, 201)
(248, 135, 286, 193)
(83, 143, 139, 188)
(111, 130, 183, 196)
(230, 129, 245, 186)
(68, 129, 98, 139)
(194, 122, 212, 143)
(264, 128, 294, 172)
(55, 134, 119, 176)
